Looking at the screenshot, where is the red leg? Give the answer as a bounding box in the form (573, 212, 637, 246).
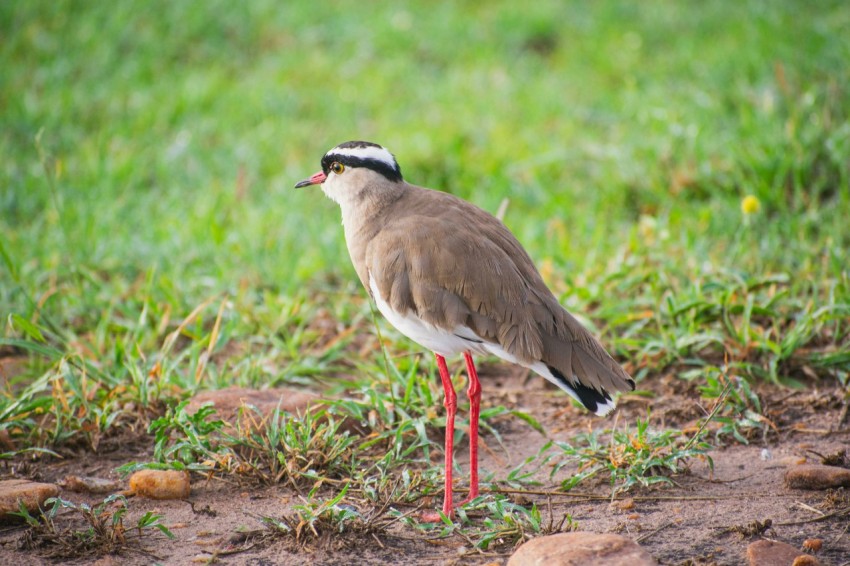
(435, 353, 457, 517)
(462, 352, 481, 503)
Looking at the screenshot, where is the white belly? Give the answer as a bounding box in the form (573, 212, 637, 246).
(368, 275, 615, 415)
(369, 276, 486, 357)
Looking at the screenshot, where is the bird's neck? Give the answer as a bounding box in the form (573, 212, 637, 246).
(339, 182, 402, 230)
(339, 182, 406, 288)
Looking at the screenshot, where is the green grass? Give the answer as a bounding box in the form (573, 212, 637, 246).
(2, 0, 849, 549)
(553, 411, 713, 493)
(15, 494, 173, 559)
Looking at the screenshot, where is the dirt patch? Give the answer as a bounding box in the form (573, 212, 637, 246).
(1, 368, 848, 565)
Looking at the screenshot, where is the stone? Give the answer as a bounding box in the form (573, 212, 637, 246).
(607, 497, 634, 512)
(777, 456, 807, 467)
(0, 479, 60, 521)
(746, 540, 818, 566)
(186, 387, 364, 434)
(59, 475, 122, 494)
(785, 464, 850, 490)
(129, 469, 191, 500)
(507, 532, 656, 566)
(186, 387, 321, 429)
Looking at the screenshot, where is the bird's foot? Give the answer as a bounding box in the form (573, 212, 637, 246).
(458, 494, 479, 507)
(421, 492, 480, 523)
(420, 494, 455, 523)
(419, 509, 452, 523)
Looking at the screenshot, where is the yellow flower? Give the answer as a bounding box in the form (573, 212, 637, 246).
(741, 195, 761, 215)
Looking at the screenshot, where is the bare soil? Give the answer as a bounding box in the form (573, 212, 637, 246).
(1, 366, 848, 565)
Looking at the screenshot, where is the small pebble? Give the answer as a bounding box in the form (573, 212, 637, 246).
(0, 479, 60, 520)
(785, 464, 850, 490)
(508, 532, 655, 566)
(59, 475, 121, 494)
(747, 539, 820, 566)
(778, 456, 807, 466)
(129, 469, 191, 500)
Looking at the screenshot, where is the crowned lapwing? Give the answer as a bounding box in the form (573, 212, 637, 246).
(295, 141, 634, 520)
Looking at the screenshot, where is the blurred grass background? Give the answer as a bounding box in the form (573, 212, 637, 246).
(1, 0, 849, 447)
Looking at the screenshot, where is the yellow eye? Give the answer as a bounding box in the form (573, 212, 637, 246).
(331, 162, 345, 174)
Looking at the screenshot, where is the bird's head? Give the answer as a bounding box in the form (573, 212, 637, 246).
(295, 141, 403, 205)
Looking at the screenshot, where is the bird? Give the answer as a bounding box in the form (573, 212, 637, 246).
(295, 141, 634, 520)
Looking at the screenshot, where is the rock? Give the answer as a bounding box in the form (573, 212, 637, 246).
(785, 464, 850, 490)
(129, 469, 190, 500)
(0, 479, 60, 521)
(777, 456, 807, 467)
(508, 532, 656, 566)
(186, 387, 364, 434)
(186, 387, 321, 428)
(607, 498, 634, 512)
(59, 475, 122, 494)
(187, 386, 320, 417)
(746, 540, 818, 566)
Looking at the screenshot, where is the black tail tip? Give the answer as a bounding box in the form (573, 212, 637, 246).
(547, 364, 613, 415)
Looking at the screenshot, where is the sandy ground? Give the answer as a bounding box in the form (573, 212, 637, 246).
(1, 366, 848, 565)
